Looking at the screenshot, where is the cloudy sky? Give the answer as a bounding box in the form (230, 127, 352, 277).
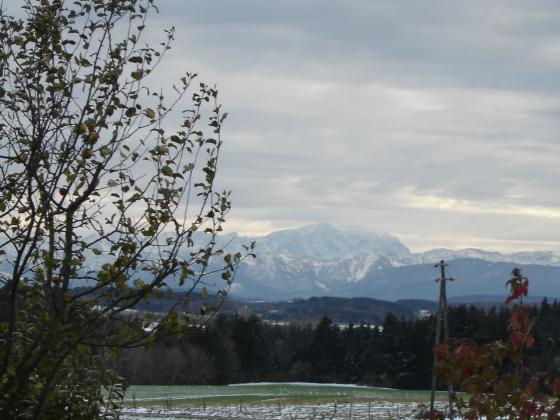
(147, 0, 560, 253)
(6, 0, 555, 253)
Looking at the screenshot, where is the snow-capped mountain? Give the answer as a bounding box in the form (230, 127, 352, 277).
(231, 223, 560, 268)
(3, 223, 558, 302)
(249, 222, 410, 260)
(406, 248, 560, 267)
(224, 224, 560, 301)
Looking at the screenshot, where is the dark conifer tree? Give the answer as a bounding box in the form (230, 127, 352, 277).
(308, 316, 342, 382)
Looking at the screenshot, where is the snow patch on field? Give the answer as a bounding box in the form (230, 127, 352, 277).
(120, 383, 449, 419)
(121, 400, 446, 419)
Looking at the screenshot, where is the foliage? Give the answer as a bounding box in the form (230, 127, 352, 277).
(422, 269, 560, 419)
(114, 296, 560, 397)
(117, 313, 432, 388)
(0, 0, 251, 418)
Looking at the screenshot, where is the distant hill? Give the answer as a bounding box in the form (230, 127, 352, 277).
(244, 296, 437, 324)
(3, 284, 551, 327)
(105, 290, 436, 324)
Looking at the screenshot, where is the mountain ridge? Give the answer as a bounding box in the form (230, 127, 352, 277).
(219, 223, 560, 301)
(226, 223, 560, 267)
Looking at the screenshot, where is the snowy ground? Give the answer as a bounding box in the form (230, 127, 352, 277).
(119, 383, 449, 419)
(120, 401, 447, 419)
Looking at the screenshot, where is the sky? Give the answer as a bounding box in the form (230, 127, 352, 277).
(8, 0, 560, 253)
(149, 0, 560, 253)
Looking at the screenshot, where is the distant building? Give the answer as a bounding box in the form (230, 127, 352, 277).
(417, 309, 432, 319)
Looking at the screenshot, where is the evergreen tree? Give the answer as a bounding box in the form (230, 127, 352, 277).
(308, 316, 342, 382)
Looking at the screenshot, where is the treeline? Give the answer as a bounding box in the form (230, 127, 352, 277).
(116, 299, 560, 389)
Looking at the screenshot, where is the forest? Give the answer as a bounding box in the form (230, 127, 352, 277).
(116, 299, 560, 390)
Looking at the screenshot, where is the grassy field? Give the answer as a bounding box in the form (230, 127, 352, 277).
(120, 383, 449, 418)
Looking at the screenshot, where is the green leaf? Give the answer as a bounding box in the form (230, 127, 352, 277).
(44, 255, 55, 270)
(161, 166, 173, 177)
(131, 70, 143, 80)
(170, 135, 182, 143)
(99, 146, 111, 158)
(203, 167, 215, 181)
(144, 108, 155, 119)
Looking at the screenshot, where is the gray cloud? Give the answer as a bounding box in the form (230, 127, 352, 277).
(100, 1, 560, 251)
(5, 0, 560, 252)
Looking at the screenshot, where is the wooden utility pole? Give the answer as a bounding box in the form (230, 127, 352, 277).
(430, 260, 454, 418)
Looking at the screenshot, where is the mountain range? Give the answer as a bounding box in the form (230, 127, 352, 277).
(3, 223, 558, 303)
(215, 223, 560, 302)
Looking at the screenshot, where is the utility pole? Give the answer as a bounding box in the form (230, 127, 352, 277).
(430, 260, 454, 418)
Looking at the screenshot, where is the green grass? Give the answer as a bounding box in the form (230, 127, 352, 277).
(122, 383, 447, 408)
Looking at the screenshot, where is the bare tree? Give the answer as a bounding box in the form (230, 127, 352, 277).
(0, 1, 250, 418)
